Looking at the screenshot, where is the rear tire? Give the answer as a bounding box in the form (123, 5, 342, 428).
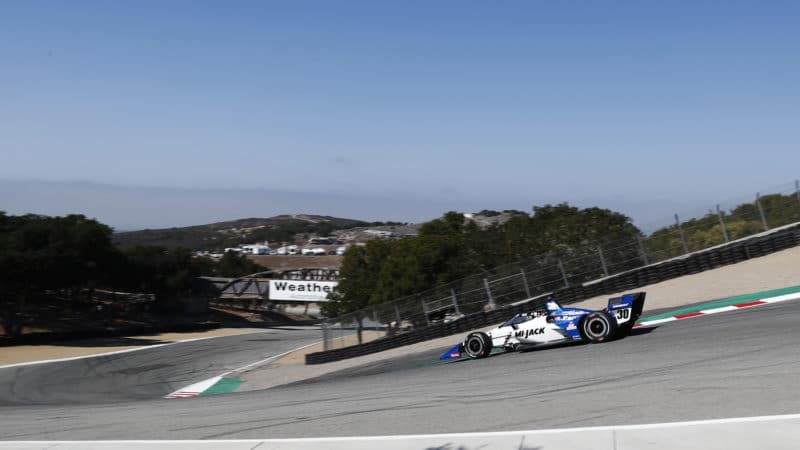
(463, 332, 493, 359)
(580, 312, 617, 343)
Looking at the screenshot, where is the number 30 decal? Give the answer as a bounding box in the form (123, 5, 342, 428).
(615, 308, 630, 320)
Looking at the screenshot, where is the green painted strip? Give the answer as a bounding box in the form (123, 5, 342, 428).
(639, 285, 800, 323)
(199, 377, 243, 396)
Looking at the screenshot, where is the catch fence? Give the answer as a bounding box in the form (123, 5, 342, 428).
(320, 179, 800, 351)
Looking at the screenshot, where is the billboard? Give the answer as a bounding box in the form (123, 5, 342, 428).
(268, 280, 338, 302)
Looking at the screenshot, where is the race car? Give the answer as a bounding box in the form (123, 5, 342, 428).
(441, 292, 645, 360)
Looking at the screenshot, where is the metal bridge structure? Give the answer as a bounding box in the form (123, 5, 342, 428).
(200, 268, 340, 301)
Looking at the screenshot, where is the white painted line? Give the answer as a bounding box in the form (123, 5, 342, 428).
(164, 376, 221, 399)
(4, 412, 800, 443)
(222, 340, 321, 376)
(163, 340, 322, 399)
(0, 333, 270, 370)
(700, 305, 739, 314)
(0, 343, 174, 370)
(763, 292, 800, 304)
(637, 317, 676, 326)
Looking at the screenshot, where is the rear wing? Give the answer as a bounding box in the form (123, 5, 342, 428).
(607, 292, 646, 333)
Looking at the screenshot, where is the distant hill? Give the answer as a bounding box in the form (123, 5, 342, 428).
(113, 214, 381, 249)
(112, 210, 524, 250)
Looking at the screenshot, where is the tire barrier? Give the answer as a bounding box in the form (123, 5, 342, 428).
(306, 223, 800, 364)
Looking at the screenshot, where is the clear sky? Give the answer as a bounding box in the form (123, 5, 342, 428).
(2, 1, 799, 231)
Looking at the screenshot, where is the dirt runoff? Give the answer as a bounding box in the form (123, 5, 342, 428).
(0, 327, 268, 367)
(237, 245, 800, 391)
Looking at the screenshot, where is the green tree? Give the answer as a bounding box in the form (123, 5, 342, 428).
(645, 192, 800, 260)
(119, 246, 210, 311)
(212, 252, 267, 278)
(0, 214, 120, 336)
(321, 240, 393, 343)
(328, 205, 644, 333)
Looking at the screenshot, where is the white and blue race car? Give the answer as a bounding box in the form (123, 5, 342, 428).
(441, 292, 646, 360)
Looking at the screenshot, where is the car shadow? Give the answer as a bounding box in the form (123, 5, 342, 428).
(628, 325, 658, 336)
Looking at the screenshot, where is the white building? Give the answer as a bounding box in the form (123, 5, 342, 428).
(241, 244, 272, 255)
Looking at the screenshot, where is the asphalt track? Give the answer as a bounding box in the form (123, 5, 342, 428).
(1, 301, 799, 440)
(0, 326, 320, 406)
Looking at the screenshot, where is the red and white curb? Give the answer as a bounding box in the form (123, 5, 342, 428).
(634, 291, 800, 328)
(164, 376, 222, 399)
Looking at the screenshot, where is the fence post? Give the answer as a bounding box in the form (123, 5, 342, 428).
(716, 204, 729, 243)
(557, 258, 569, 288)
(756, 192, 769, 231)
(322, 322, 331, 351)
(394, 303, 402, 328)
(421, 298, 431, 326)
(519, 268, 531, 298)
(598, 246, 609, 277)
(637, 235, 649, 265)
(796, 180, 800, 207)
(483, 278, 496, 309)
(675, 214, 689, 254)
(338, 320, 345, 349)
(450, 289, 461, 315)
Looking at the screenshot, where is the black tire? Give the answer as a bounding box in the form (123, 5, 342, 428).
(463, 332, 493, 359)
(580, 312, 618, 343)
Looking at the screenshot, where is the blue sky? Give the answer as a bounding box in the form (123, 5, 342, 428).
(1, 1, 799, 230)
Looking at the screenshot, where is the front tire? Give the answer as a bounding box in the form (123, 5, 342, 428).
(463, 332, 493, 359)
(580, 312, 617, 343)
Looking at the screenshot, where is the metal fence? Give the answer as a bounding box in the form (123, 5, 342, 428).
(321, 179, 800, 351)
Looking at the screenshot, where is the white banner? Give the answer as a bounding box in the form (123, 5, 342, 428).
(268, 280, 338, 302)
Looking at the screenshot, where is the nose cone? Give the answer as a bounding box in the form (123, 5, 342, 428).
(439, 343, 464, 361)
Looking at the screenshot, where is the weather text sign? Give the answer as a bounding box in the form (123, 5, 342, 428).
(268, 280, 338, 302)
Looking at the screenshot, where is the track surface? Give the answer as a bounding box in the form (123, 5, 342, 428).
(0, 326, 320, 405)
(1, 302, 800, 440)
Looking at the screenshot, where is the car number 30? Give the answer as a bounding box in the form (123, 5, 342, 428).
(615, 308, 630, 320)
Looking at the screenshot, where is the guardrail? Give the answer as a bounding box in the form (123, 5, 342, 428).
(306, 221, 800, 364)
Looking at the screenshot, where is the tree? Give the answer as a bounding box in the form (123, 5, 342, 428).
(212, 252, 267, 278)
(120, 246, 209, 311)
(645, 192, 800, 259)
(0, 212, 274, 337)
(321, 240, 393, 343)
(0, 214, 120, 336)
(328, 205, 644, 335)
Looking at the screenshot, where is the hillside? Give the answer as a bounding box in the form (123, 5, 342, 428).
(112, 214, 377, 249)
(247, 255, 343, 272)
(110, 209, 528, 250)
